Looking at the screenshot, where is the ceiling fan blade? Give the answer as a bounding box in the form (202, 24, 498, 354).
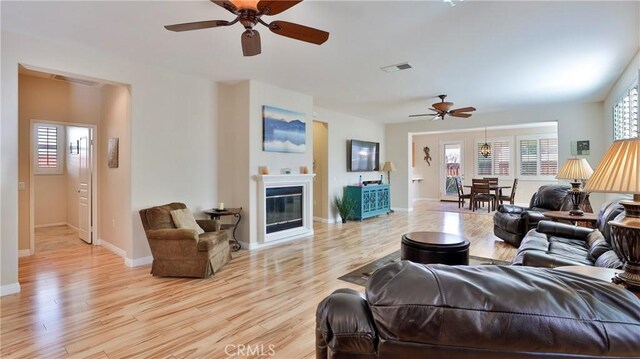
(269, 21, 329, 45)
(409, 113, 439, 118)
(242, 30, 261, 56)
(258, 0, 302, 15)
(450, 113, 472, 118)
(450, 107, 476, 113)
(210, 0, 238, 14)
(165, 20, 229, 32)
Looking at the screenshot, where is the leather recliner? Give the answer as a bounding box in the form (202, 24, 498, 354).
(316, 261, 640, 359)
(493, 184, 572, 247)
(511, 197, 626, 268)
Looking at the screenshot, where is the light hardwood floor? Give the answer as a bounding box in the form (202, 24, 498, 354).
(1, 201, 515, 358)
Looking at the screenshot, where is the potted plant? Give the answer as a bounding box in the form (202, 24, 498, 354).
(334, 195, 355, 223)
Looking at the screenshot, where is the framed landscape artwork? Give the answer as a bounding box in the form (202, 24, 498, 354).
(571, 140, 590, 156)
(262, 105, 306, 153)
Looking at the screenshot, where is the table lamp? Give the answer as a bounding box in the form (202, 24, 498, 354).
(584, 138, 640, 289)
(381, 161, 396, 185)
(556, 158, 593, 216)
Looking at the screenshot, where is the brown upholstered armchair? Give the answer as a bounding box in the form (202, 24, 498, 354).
(139, 202, 231, 278)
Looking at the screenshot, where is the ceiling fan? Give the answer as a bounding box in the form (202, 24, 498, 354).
(164, 0, 329, 56)
(409, 95, 476, 121)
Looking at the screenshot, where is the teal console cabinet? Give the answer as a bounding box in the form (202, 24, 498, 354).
(344, 184, 390, 220)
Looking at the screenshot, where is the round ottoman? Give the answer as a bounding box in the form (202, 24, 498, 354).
(401, 231, 470, 265)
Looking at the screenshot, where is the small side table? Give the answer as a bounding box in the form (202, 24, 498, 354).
(555, 266, 640, 299)
(204, 207, 242, 252)
(543, 211, 598, 228)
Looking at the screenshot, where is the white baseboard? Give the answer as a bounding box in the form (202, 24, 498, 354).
(1, 283, 21, 296)
(98, 238, 127, 258)
(124, 256, 153, 267)
(66, 223, 79, 231)
(18, 249, 33, 257)
(313, 216, 335, 224)
(239, 234, 313, 250)
(413, 197, 439, 201)
(98, 238, 152, 267)
(34, 222, 67, 228)
(392, 207, 413, 212)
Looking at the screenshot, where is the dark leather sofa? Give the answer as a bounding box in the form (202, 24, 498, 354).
(511, 198, 625, 268)
(493, 184, 571, 247)
(316, 261, 640, 359)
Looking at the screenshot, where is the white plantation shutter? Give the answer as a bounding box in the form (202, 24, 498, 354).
(539, 138, 558, 175)
(492, 141, 510, 176)
(519, 139, 538, 176)
(614, 83, 639, 140)
(34, 123, 64, 175)
(518, 136, 558, 178)
(476, 138, 511, 177)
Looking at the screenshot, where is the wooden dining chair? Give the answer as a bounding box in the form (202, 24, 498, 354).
(483, 177, 499, 185)
(455, 177, 472, 208)
(472, 179, 496, 212)
(499, 178, 518, 205)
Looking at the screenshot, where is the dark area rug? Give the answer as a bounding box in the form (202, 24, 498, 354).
(339, 250, 510, 287)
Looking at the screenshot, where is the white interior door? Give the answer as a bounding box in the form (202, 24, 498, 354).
(440, 141, 465, 201)
(78, 135, 92, 243)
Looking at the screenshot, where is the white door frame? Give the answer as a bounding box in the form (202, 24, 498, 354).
(29, 119, 98, 254)
(439, 140, 465, 201)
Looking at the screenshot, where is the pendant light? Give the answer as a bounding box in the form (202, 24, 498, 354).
(480, 128, 491, 158)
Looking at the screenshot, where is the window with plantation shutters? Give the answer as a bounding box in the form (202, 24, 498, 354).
(517, 135, 558, 178)
(613, 83, 638, 140)
(475, 137, 511, 177)
(33, 123, 64, 175)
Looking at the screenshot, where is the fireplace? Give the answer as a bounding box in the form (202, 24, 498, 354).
(266, 186, 303, 234)
(257, 174, 314, 245)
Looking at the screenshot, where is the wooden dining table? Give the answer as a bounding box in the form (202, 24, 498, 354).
(463, 184, 512, 210)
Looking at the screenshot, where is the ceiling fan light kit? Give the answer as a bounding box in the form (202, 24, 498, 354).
(165, 0, 329, 56)
(409, 94, 476, 121)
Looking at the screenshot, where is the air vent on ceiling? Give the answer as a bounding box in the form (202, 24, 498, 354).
(380, 62, 413, 73)
(51, 74, 99, 87)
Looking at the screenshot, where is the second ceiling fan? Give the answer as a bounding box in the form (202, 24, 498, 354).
(409, 95, 476, 121)
(164, 0, 329, 56)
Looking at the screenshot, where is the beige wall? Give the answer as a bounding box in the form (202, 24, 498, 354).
(4, 30, 219, 290)
(386, 102, 606, 211)
(218, 80, 313, 245)
(18, 74, 101, 250)
(314, 107, 386, 221)
(99, 84, 131, 252)
(313, 121, 329, 220)
(411, 124, 557, 205)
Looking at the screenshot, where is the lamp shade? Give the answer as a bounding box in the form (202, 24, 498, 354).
(381, 161, 396, 172)
(584, 138, 640, 194)
(229, 0, 259, 10)
(556, 158, 593, 180)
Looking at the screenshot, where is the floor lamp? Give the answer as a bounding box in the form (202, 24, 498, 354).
(556, 158, 593, 216)
(585, 138, 640, 289)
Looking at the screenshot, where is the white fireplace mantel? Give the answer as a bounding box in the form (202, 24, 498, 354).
(255, 174, 315, 246)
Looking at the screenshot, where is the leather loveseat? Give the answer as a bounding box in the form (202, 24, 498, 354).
(493, 184, 572, 247)
(511, 198, 625, 268)
(316, 261, 640, 359)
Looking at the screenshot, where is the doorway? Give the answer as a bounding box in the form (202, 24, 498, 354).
(440, 140, 465, 201)
(29, 122, 96, 252)
(312, 121, 329, 222)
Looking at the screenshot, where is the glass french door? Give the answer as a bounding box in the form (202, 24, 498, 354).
(440, 141, 465, 201)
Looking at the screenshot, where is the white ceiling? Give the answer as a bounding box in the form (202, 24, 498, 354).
(2, 1, 639, 123)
